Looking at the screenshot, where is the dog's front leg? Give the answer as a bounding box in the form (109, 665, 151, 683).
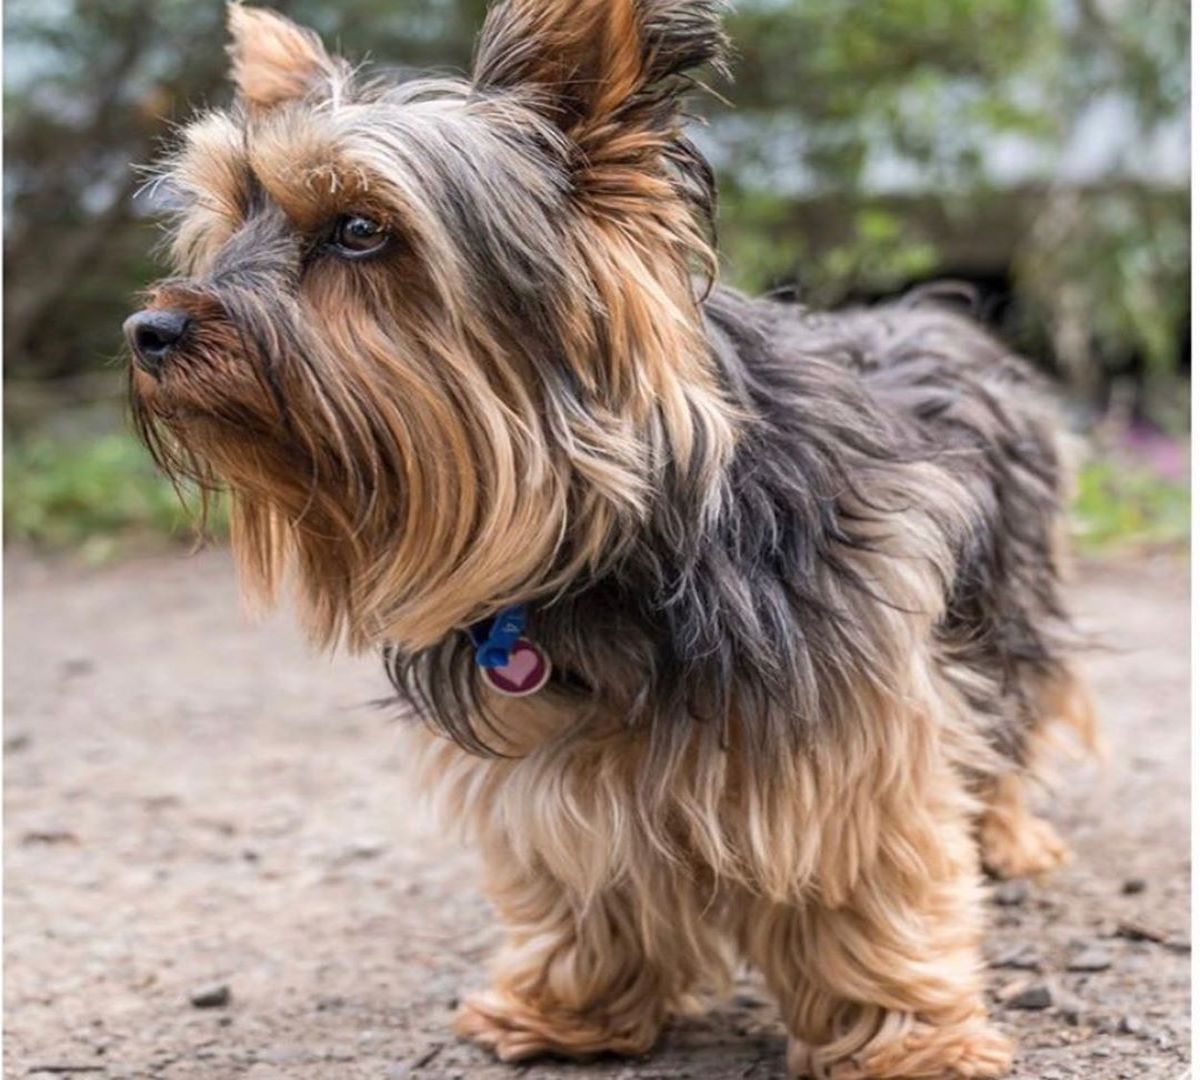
(456, 836, 705, 1063)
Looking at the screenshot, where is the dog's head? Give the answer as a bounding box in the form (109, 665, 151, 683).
(128, 0, 734, 649)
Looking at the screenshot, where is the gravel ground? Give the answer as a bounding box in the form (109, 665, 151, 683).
(4, 547, 1190, 1079)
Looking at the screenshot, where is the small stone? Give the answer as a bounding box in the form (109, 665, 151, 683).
(1115, 919, 1167, 943)
(989, 943, 1041, 970)
(189, 982, 231, 1008)
(21, 829, 80, 846)
(1066, 945, 1113, 972)
(992, 881, 1029, 907)
(340, 837, 387, 861)
(61, 658, 95, 678)
(1001, 982, 1054, 1010)
(1056, 995, 1087, 1025)
(1121, 877, 1147, 895)
(26, 1066, 105, 1075)
(1118, 1014, 1146, 1036)
(408, 1043, 444, 1070)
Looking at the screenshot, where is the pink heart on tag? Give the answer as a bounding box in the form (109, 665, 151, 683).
(498, 648, 540, 685)
(483, 639, 551, 696)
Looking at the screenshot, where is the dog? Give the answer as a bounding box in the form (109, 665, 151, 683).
(126, 2, 1098, 1076)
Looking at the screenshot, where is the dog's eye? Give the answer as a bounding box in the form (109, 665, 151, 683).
(330, 215, 389, 258)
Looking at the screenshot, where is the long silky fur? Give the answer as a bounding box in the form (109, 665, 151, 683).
(131, 3, 1096, 1075)
(387, 285, 1076, 765)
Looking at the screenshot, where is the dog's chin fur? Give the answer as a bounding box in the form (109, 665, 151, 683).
(130, 2, 1097, 1076)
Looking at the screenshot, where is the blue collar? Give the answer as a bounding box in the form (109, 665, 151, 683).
(468, 604, 528, 669)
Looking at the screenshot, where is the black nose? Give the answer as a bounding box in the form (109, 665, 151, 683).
(124, 308, 191, 374)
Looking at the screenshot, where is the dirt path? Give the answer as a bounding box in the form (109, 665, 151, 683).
(4, 548, 1190, 1079)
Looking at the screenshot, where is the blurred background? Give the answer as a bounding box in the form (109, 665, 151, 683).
(3, 0, 1190, 558)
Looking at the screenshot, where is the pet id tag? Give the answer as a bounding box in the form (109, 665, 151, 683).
(480, 637, 552, 697)
(469, 604, 552, 697)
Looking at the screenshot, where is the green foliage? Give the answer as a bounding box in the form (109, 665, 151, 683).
(1073, 453, 1190, 552)
(4, 431, 225, 559)
(711, 0, 1188, 377)
(815, 209, 941, 301)
(1016, 189, 1190, 384)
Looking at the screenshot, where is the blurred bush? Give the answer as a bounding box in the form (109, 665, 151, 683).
(711, 0, 1188, 416)
(3, 0, 1189, 552)
(1074, 453, 1189, 551)
(4, 431, 226, 559)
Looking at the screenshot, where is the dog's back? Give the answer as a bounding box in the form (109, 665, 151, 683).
(704, 287, 1094, 776)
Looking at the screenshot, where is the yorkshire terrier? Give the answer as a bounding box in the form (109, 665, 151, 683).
(126, 2, 1097, 1076)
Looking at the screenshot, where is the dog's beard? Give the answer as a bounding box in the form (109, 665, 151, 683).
(132, 306, 576, 653)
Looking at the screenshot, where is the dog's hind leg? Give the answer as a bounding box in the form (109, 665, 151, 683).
(978, 770, 1069, 880)
(978, 664, 1098, 880)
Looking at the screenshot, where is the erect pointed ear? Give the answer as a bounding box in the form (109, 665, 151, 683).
(226, 3, 344, 111)
(471, 0, 727, 142)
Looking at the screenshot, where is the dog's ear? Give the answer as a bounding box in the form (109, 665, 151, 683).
(472, 0, 727, 145)
(226, 3, 344, 111)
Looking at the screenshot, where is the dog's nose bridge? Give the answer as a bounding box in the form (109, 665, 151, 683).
(206, 203, 301, 287)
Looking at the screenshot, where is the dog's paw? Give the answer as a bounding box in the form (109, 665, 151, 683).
(981, 812, 1070, 880)
(870, 1021, 1013, 1080)
(791, 1019, 1013, 1079)
(456, 989, 658, 1063)
(455, 993, 555, 1063)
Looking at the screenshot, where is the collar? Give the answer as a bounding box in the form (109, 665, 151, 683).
(468, 604, 528, 669)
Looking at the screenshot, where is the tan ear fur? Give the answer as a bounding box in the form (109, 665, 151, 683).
(471, 0, 727, 144)
(226, 3, 339, 110)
